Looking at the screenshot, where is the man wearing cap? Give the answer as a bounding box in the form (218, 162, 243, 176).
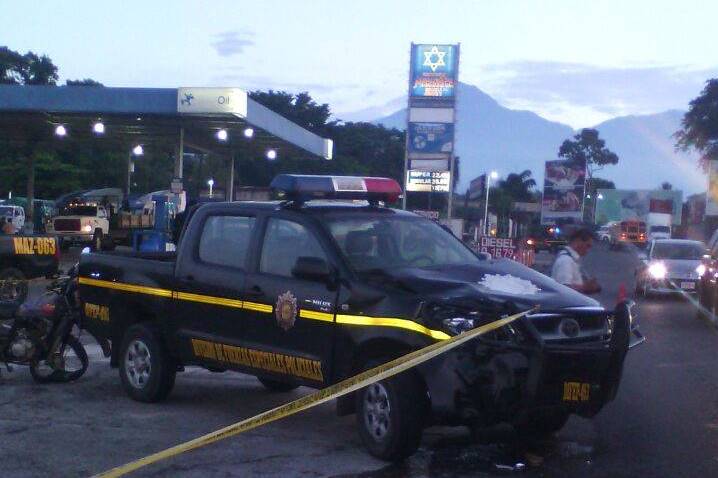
(551, 228, 601, 294)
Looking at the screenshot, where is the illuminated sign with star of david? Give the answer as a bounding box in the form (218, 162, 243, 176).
(410, 44, 458, 98)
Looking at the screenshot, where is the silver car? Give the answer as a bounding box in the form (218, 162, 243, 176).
(636, 239, 707, 296)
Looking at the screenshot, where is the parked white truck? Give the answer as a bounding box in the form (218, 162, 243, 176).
(647, 212, 672, 241)
(46, 203, 110, 250)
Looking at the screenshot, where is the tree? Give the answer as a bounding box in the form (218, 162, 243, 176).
(558, 129, 619, 181)
(498, 169, 536, 202)
(661, 181, 672, 190)
(675, 79, 718, 170)
(249, 90, 334, 134)
(66, 78, 103, 86)
(0, 47, 58, 85)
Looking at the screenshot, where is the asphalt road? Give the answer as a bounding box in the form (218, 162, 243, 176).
(2, 244, 718, 477)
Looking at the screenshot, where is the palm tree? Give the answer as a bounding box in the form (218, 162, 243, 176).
(498, 170, 536, 202)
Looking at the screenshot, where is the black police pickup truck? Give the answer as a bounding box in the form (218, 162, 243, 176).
(79, 175, 642, 461)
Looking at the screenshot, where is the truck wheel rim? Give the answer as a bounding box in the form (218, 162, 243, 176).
(363, 383, 391, 440)
(125, 340, 151, 389)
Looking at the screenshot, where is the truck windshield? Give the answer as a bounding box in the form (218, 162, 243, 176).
(61, 206, 97, 216)
(325, 215, 481, 272)
(650, 226, 670, 233)
(652, 243, 705, 260)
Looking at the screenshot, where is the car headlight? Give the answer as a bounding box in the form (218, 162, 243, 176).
(442, 318, 475, 335)
(696, 264, 707, 277)
(648, 262, 667, 279)
(83, 224, 92, 232)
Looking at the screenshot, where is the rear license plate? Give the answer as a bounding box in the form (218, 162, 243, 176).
(681, 282, 695, 290)
(562, 381, 590, 402)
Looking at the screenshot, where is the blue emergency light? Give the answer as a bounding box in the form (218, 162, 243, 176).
(270, 174, 402, 203)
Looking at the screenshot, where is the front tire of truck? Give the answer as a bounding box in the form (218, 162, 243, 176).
(257, 377, 299, 392)
(355, 370, 426, 462)
(515, 409, 570, 438)
(119, 324, 176, 403)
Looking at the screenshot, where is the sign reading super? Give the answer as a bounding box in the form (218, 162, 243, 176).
(410, 44, 459, 98)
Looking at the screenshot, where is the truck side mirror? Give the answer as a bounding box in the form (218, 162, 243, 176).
(292, 256, 332, 283)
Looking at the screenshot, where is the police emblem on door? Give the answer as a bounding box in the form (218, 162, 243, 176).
(275, 291, 298, 331)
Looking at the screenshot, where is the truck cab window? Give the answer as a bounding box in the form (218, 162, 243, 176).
(260, 218, 327, 277)
(198, 216, 255, 269)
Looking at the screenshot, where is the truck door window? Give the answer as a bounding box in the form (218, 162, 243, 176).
(198, 216, 255, 269)
(260, 218, 327, 277)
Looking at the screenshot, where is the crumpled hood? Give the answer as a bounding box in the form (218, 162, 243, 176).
(387, 259, 601, 311)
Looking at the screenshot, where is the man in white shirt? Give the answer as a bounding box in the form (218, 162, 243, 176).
(551, 228, 601, 294)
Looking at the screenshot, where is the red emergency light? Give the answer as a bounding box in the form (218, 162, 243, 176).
(270, 175, 402, 203)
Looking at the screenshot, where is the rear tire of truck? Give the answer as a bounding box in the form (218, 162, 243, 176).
(355, 370, 426, 462)
(257, 377, 299, 392)
(0, 267, 28, 317)
(119, 324, 176, 403)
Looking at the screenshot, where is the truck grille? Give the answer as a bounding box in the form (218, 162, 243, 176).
(527, 308, 612, 344)
(54, 219, 81, 232)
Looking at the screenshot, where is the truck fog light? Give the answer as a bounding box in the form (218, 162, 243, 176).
(442, 318, 475, 335)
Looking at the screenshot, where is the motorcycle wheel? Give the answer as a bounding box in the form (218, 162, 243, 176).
(30, 336, 89, 383)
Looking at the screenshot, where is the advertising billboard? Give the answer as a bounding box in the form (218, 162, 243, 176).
(706, 160, 718, 216)
(406, 170, 451, 192)
(410, 44, 459, 98)
(595, 189, 683, 225)
(468, 174, 485, 200)
(541, 159, 586, 224)
(408, 122, 454, 154)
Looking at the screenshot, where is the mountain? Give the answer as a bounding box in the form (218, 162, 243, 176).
(591, 111, 703, 194)
(371, 82, 703, 195)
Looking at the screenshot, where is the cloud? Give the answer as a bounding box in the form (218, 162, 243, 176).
(211, 30, 254, 57)
(473, 61, 718, 127)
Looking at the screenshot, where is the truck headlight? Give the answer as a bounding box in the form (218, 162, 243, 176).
(83, 224, 92, 232)
(442, 318, 475, 335)
(696, 264, 707, 277)
(648, 262, 667, 279)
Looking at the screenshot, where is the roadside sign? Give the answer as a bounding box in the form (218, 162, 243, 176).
(478, 236, 517, 259)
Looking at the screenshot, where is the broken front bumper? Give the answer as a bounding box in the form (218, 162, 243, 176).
(419, 301, 644, 426)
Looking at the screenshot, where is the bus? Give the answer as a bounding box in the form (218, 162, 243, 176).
(609, 219, 647, 249)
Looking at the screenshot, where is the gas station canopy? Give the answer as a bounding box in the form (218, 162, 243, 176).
(0, 85, 333, 160)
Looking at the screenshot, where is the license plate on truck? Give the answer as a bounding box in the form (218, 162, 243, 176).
(562, 381, 590, 402)
(681, 282, 695, 290)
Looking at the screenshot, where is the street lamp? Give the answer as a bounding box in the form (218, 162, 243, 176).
(594, 192, 604, 223)
(208, 179, 215, 198)
(483, 171, 499, 236)
(132, 144, 144, 156)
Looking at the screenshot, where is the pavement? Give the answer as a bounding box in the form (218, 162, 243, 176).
(2, 243, 718, 477)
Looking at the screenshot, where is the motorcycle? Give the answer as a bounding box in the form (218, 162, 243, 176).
(0, 264, 107, 383)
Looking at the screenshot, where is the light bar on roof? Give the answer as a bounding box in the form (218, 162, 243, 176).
(270, 174, 402, 203)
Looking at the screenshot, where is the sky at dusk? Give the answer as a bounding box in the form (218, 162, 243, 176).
(2, 0, 716, 128)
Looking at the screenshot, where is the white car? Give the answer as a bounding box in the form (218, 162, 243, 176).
(0, 205, 25, 233)
(596, 225, 611, 242)
(46, 203, 110, 250)
(636, 239, 707, 296)
(647, 224, 671, 241)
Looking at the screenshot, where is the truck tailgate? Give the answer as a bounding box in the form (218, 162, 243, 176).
(78, 251, 176, 341)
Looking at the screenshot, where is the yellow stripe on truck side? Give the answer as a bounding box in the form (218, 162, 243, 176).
(78, 277, 449, 340)
(78, 277, 173, 298)
(91, 309, 533, 478)
(337, 314, 451, 340)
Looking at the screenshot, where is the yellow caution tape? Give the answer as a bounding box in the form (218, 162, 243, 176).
(91, 308, 533, 478)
